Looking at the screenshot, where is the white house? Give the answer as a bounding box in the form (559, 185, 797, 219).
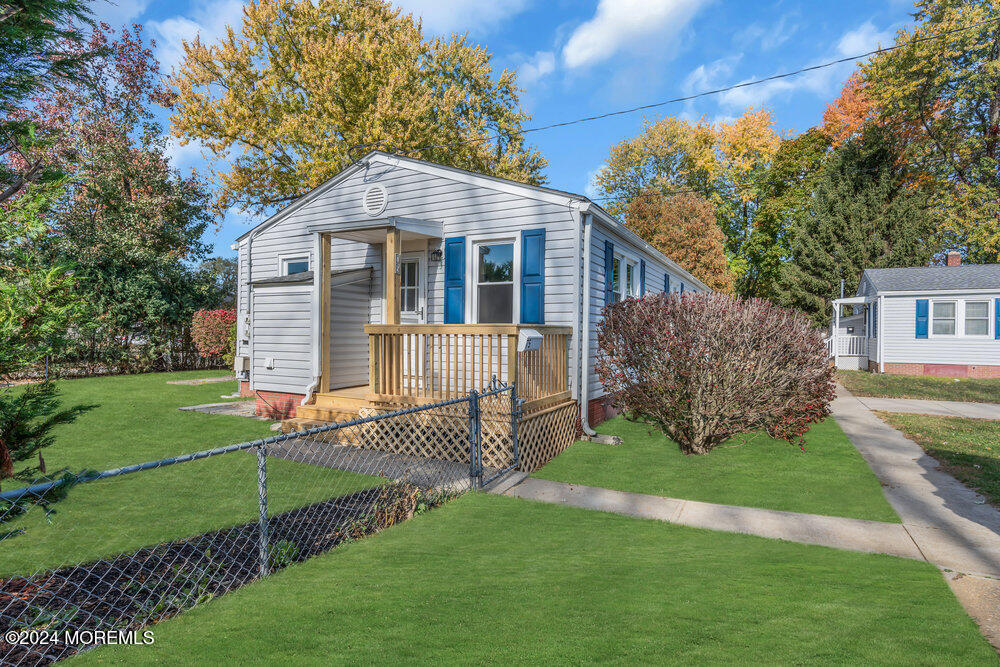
(232, 151, 708, 444)
(829, 253, 1000, 377)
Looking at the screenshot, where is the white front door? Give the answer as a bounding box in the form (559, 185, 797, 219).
(399, 252, 426, 392)
(399, 253, 425, 324)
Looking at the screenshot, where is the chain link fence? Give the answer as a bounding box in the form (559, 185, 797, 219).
(0, 383, 517, 665)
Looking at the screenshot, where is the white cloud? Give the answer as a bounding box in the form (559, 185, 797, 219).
(149, 0, 247, 72)
(584, 164, 606, 199)
(393, 0, 531, 35)
(93, 0, 151, 26)
(735, 14, 798, 52)
(517, 50, 556, 86)
(164, 137, 205, 171)
(562, 0, 710, 69)
(682, 55, 740, 96)
(836, 21, 892, 56)
(716, 20, 892, 111)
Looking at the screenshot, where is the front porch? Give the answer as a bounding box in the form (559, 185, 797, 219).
(827, 296, 879, 372)
(285, 222, 576, 432)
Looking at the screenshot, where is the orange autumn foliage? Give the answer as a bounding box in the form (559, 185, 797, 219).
(624, 193, 735, 293)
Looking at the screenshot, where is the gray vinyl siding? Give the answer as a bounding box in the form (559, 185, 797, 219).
(882, 293, 1000, 365)
(251, 285, 312, 394)
(330, 278, 371, 389)
(235, 240, 250, 360)
(244, 162, 578, 395)
(585, 219, 707, 401)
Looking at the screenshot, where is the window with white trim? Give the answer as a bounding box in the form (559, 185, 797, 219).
(280, 256, 309, 276)
(931, 301, 956, 336)
(475, 241, 514, 323)
(965, 300, 990, 336)
(613, 255, 639, 301)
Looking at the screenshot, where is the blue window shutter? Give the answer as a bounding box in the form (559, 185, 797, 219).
(995, 298, 1000, 339)
(872, 303, 878, 337)
(604, 241, 614, 306)
(680, 282, 685, 294)
(520, 228, 545, 324)
(915, 299, 928, 339)
(640, 260, 646, 296)
(663, 272, 670, 293)
(444, 236, 465, 324)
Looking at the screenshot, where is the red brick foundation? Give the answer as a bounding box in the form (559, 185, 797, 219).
(880, 363, 1000, 379)
(238, 381, 253, 397)
(253, 390, 305, 420)
(587, 396, 617, 427)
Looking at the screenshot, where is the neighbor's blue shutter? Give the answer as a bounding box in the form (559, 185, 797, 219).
(663, 272, 670, 293)
(520, 228, 545, 324)
(995, 298, 1000, 339)
(604, 240, 614, 306)
(640, 260, 646, 296)
(915, 299, 929, 339)
(444, 236, 465, 324)
(680, 282, 685, 294)
(872, 302, 878, 337)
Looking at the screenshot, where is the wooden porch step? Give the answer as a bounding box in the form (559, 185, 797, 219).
(312, 391, 372, 411)
(296, 404, 361, 423)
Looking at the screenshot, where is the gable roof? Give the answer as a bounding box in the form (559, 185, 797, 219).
(861, 264, 1000, 293)
(233, 150, 711, 292)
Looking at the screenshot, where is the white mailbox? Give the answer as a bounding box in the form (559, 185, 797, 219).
(517, 328, 543, 352)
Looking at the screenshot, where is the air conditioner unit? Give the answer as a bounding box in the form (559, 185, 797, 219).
(234, 356, 250, 372)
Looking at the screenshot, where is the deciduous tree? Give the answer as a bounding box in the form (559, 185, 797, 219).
(169, 0, 547, 215)
(624, 193, 734, 293)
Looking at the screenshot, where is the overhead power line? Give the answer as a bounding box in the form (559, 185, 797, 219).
(380, 14, 1000, 158)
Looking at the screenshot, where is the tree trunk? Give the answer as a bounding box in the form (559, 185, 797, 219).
(0, 440, 14, 479)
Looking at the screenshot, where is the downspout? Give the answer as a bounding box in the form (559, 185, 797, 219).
(878, 294, 885, 373)
(302, 231, 324, 406)
(579, 211, 596, 437)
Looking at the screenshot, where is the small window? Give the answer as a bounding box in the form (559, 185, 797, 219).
(932, 301, 956, 336)
(281, 256, 309, 276)
(612, 257, 623, 302)
(625, 263, 635, 296)
(476, 242, 513, 323)
(965, 300, 990, 336)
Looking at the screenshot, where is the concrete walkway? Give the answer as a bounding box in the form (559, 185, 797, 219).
(503, 477, 924, 559)
(832, 387, 1000, 579)
(854, 395, 1000, 420)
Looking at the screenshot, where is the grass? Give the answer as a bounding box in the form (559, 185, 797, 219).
(877, 411, 1000, 509)
(534, 417, 899, 523)
(838, 369, 1000, 404)
(85, 493, 995, 665)
(1, 371, 382, 575)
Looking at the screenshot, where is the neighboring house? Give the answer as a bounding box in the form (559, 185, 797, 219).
(232, 151, 708, 439)
(829, 253, 1000, 377)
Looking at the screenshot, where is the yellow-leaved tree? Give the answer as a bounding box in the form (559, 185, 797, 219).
(169, 0, 547, 215)
(593, 110, 782, 296)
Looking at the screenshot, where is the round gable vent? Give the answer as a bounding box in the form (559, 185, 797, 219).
(362, 184, 388, 216)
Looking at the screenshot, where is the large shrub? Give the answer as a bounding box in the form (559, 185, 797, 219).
(191, 309, 237, 359)
(596, 292, 835, 454)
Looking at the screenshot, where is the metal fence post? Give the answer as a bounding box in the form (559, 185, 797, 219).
(256, 444, 270, 577)
(467, 389, 482, 488)
(510, 383, 520, 470)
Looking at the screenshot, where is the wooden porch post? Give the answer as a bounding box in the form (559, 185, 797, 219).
(319, 233, 332, 393)
(384, 228, 401, 325)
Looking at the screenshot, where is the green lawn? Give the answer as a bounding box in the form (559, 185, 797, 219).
(838, 369, 1000, 404)
(877, 411, 1000, 509)
(85, 493, 995, 665)
(1, 371, 381, 575)
(534, 417, 899, 522)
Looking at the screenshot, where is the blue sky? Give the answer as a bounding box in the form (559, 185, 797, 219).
(92, 0, 918, 258)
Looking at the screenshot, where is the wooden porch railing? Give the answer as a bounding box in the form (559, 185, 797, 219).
(364, 324, 571, 408)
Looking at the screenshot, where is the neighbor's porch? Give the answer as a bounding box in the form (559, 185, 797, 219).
(827, 296, 880, 371)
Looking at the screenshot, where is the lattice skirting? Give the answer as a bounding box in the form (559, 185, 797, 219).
(516, 400, 578, 473)
(346, 399, 579, 475)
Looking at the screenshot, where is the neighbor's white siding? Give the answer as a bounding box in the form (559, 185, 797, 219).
(882, 293, 1000, 365)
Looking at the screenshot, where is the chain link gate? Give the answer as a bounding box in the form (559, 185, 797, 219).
(0, 382, 518, 665)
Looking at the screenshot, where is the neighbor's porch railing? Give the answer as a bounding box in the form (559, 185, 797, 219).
(365, 324, 571, 408)
(826, 335, 869, 358)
